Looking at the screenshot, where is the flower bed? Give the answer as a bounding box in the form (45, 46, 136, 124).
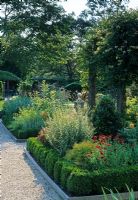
(26, 137, 138, 197)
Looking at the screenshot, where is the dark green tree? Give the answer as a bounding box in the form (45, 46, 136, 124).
(92, 95, 122, 135)
(0, 0, 77, 80)
(100, 10, 138, 115)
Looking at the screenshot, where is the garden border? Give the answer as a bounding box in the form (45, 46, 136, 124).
(0, 120, 26, 143)
(24, 147, 138, 200)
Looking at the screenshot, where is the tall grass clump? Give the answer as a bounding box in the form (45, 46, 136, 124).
(45, 108, 93, 156)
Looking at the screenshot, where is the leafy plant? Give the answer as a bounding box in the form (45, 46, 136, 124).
(120, 127, 138, 143)
(45, 108, 93, 155)
(66, 140, 138, 170)
(92, 95, 123, 135)
(9, 107, 44, 139)
(102, 186, 136, 200)
(31, 82, 69, 116)
(65, 141, 102, 170)
(126, 97, 138, 124)
(101, 143, 138, 168)
(2, 96, 31, 124)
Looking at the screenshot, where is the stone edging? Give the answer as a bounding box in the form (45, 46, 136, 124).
(0, 120, 26, 143)
(24, 147, 138, 200)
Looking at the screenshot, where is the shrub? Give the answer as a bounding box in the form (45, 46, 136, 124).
(8, 107, 44, 139)
(27, 137, 50, 167)
(31, 82, 69, 116)
(92, 95, 122, 135)
(26, 138, 138, 196)
(120, 127, 138, 142)
(27, 137, 44, 154)
(45, 150, 59, 178)
(45, 108, 92, 155)
(60, 162, 75, 189)
(66, 141, 138, 170)
(67, 166, 138, 196)
(65, 141, 101, 170)
(126, 97, 138, 124)
(2, 96, 31, 125)
(101, 143, 138, 168)
(67, 169, 93, 196)
(54, 160, 64, 184)
(38, 148, 49, 168)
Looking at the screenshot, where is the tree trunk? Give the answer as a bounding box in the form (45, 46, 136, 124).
(88, 66, 96, 110)
(117, 83, 126, 116)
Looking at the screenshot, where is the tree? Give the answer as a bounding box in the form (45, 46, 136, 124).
(100, 10, 138, 115)
(0, 0, 77, 80)
(77, 0, 129, 110)
(78, 25, 105, 109)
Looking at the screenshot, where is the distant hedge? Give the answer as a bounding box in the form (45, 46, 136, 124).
(27, 137, 138, 196)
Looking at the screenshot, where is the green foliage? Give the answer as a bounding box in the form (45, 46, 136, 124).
(45, 108, 93, 155)
(60, 162, 75, 189)
(27, 137, 44, 156)
(66, 141, 138, 170)
(0, 81, 4, 99)
(120, 127, 138, 143)
(27, 137, 50, 166)
(54, 160, 63, 184)
(65, 141, 101, 170)
(31, 81, 69, 115)
(93, 95, 122, 135)
(0, 100, 4, 111)
(38, 148, 50, 168)
(9, 107, 44, 139)
(26, 138, 138, 196)
(2, 96, 32, 125)
(126, 97, 138, 124)
(17, 80, 33, 96)
(103, 186, 136, 200)
(67, 166, 138, 196)
(67, 169, 92, 196)
(102, 143, 138, 168)
(45, 150, 59, 178)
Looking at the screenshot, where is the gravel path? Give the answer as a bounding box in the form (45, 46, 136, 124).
(0, 122, 62, 200)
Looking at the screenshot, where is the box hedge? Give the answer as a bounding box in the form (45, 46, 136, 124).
(45, 150, 59, 178)
(54, 160, 63, 184)
(27, 138, 138, 196)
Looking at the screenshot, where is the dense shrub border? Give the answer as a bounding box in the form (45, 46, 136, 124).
(27, 137, 138, 197)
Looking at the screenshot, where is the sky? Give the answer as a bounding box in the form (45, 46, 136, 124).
(61, 0, 138, 16)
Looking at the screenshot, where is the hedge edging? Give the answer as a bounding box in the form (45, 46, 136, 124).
(26, 138, 138, 200)
(0, 120, 26, 143)
(25, 147, 138, 200)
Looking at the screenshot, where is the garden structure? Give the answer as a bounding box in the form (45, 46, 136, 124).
(0, 70, 20, 98)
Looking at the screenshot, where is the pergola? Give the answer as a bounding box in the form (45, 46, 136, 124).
(0, 70, 20, 97)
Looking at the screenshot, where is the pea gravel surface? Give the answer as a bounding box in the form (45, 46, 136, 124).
(0, 121, 62, 200)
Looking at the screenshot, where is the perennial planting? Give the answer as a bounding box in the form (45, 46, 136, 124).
(1, 84, 138, 197)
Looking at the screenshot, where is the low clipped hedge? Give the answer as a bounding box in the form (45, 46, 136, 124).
(27, 138, 138, 196)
